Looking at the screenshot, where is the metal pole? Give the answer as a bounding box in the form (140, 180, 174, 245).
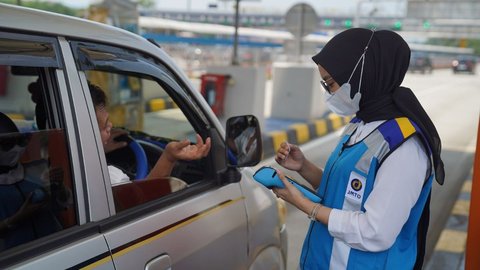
(232, 0, 240, 66)
(298, 4, 305, 63)
(355, 0, 364, 28)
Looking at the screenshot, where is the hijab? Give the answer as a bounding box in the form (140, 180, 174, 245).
(312, 28, 445, 185)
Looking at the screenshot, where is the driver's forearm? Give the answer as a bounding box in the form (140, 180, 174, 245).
(147, 154, 176, 180)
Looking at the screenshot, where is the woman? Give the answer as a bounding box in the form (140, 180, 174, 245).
(272, 28, 445, 269)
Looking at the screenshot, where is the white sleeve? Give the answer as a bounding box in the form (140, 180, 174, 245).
(327, 136, 429, 252)
(108, 165, 131, 185)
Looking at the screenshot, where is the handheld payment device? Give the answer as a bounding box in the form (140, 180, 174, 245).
(253, 166, 321, 203)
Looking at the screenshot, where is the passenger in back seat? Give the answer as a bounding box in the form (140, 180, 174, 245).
(0, 112, 63, 251)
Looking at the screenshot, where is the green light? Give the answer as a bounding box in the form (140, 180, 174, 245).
(394, 21, 402, 30)
(423, 20, 431, 29)
(324, 19, 332, 26)
(344, 19, 352, 28)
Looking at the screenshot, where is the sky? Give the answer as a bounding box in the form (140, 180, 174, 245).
(54, 0, 406, 17)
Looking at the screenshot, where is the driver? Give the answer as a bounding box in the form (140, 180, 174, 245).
(88, 81, 211, 185)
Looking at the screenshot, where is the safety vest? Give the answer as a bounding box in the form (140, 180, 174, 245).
(299, 117, 434, 270)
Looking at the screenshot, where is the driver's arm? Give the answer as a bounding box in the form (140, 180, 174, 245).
(146, 134, 211, 180)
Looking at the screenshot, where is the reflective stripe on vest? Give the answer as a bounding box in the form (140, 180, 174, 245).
(300, 117, 434, 270)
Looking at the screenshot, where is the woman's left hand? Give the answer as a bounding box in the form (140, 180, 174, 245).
(271, 169, 305, 205)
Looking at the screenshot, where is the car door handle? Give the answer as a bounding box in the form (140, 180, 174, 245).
(145, 254, 172, 270)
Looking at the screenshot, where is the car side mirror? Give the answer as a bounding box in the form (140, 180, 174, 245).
(225, 115, 262, 167)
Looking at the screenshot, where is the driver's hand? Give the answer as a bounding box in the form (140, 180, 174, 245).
(164, 134, 211, 162)
(104, 128, 128, 153)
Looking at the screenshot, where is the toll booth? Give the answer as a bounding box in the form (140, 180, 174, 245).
(200, 74, 230, 117)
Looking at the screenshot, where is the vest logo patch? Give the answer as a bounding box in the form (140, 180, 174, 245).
(345, 172, 366, 204)
(351, 179, 362, 191)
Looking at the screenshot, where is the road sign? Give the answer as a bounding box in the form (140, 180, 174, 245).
(285, 3, 318, 38)
(284, 3, 317, 62)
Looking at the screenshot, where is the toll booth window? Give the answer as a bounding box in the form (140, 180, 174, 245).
(78, 53, 211, 213)
(0, 33, 77, 253)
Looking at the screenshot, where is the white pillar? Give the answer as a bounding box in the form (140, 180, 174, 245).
(269, 62, 327, 121)
(206, 66, 266, 129)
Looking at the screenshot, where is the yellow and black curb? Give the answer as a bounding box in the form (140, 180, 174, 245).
(261, 114, 352, 159)
(425, 168, 473, 270)
(145, 97, 178, 112)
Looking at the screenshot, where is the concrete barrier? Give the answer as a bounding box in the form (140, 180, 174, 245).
(261, 113, 352, 159)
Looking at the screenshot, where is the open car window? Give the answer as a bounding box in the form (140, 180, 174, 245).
(72, 41, 213, 213)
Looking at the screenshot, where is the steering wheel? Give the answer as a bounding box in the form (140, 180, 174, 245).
(127, 137, 148, 180)
(107, 134, 149, 180)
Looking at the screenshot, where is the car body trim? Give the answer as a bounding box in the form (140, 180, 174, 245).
(70, 197, 244, 269)
(110, 197, 245, 257)
(65, 251, 112, 270)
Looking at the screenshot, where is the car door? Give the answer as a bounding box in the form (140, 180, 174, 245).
(0, 31, 114, 269)
(69, 39, 249, 269)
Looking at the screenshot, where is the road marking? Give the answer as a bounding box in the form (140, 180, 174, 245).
(461, 180, 472, 193)
(434, 229, 468, 253)
(451, 199, 470, 216)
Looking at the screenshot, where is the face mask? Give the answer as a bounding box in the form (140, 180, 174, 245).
(324, 83, 361, 116)
(324, 29, 374, 116)
(0, 145, 26, 167)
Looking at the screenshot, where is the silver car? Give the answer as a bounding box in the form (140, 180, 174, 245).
(0, 3, 287, 269)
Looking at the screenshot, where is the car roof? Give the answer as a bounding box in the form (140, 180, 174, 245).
(0, 3, 163, 58)
(0, 3, 202, 99)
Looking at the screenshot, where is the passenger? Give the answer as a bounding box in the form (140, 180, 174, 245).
(88, 82, 211, 184)
(0, 112, 63, 251)
(27, 78, 47, 130)
(272, 28, 444, 270)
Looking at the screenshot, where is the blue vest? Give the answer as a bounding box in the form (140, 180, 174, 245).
(299, 117, 434, 270)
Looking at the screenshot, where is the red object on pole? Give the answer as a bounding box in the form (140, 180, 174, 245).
(466, 116, 480, 270)
(200, 74, 230, 117)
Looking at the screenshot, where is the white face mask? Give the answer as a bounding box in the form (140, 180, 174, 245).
(323, 29, 374, 116)
(0, 145, 26, 167)
(324, 83, 361, 116)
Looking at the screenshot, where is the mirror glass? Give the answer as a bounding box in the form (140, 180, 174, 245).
(226, 115, 262, 167)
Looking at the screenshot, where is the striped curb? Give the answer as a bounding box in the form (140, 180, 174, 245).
(261, 113, 352, 159)
(425, 168, 473, 270)
(145, 97, 178, 112)
(6, 113, 26, 120)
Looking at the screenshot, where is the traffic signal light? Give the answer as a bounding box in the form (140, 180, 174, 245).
(423, 20, 431, 29)
(324, 19, 332, 26)
(344, 19, 352, 28)
(393, 21, 402, 30)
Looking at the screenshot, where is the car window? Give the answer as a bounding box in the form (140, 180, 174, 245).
(0, 34, 77, 252)
(72, 41, 213, 213)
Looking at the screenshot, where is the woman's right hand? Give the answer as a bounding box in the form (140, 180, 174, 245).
(275, 142, 305, 172)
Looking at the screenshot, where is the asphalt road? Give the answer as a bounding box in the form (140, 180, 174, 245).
(256, 68, 479, 269)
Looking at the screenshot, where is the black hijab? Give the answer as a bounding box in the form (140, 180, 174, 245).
(312, 28, 445, 185)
